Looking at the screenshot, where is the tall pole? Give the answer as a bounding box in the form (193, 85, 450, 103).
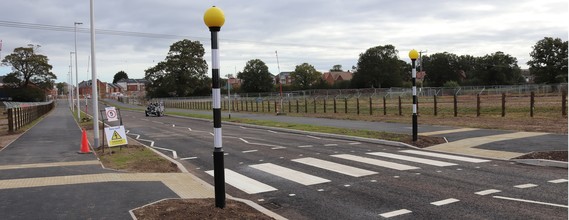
(204, 6, 226, 209)
(275, 50, 283, 114)
(409, 49, 419, 142)
(227, 73, 231, 119)
(90, 0, 99, 148)
(74, 22, 83, 120)
(69, 52, 74, 113)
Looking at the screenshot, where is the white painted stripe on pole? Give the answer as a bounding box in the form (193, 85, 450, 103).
(412, 86, 416, 96)
(205, 169, 277, 194)
(548, 179, 568, 183)
(242, 150, 258, 153)
(332, 154, 420, 171)
(475, 189, 501, 195)
(212, 49, 219, 69)
(431, 198, 459, 206)
(212, 88, 221, 108)
(379, 209, 412, 218)
(514, 183, 538, 188)
(412, 69, 416, 78)
(413, 104, 417, 114)
(493, 196, 569, 208)
(292, 157, 377, 177)
(214, 128, 222, 148)
(250, 163, 330, 186)
(400, 150, 491, 163)
(367, 152, 457, 167)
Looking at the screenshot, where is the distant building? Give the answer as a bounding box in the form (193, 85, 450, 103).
(227, 75, 241, 89)
(321, 71, 353, 85)
(275, 72, 293, 85)
(521, 69, 533, 83)
(116, 78, 147, 97)
(78, 79, 108, 98)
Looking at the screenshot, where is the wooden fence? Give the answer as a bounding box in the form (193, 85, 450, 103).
(3, 102, 55, 132)
(157, 92, 568, 118)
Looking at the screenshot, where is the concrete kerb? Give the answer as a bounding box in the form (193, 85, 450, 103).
(510, 159, 568, 169)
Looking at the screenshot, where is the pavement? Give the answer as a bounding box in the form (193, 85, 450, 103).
(0, 100, 284, 220)
(108, 99, 568, 161)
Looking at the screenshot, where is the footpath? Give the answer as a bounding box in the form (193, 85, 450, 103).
(107, 99, 567, 161)
(0, 100, 240, 219)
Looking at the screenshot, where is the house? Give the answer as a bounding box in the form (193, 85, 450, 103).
(275, 72, 293, 85)
(78, 79, 108, 98)
(116, 78, 147, 97)
(321, 71, 353, 85)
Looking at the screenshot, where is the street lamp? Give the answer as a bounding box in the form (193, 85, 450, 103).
(69, 51, 75, 113)
(74, 22, 83, 120)
(409, 49, 419, 142)
(204, 5, 226, 209)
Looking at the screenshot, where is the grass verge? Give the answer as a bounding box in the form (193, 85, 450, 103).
(95, 144, 179, 173)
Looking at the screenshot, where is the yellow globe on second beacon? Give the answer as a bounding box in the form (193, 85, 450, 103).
(204, 6, 225, 28)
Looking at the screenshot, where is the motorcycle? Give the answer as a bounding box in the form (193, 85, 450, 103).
(145, 102, 164, 117)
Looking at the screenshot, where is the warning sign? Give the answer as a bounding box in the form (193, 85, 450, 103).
(105, 107, 118, 122)
(104, 125, 128, 147)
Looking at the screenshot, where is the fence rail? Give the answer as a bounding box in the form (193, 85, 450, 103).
(2, 101, 55, 132)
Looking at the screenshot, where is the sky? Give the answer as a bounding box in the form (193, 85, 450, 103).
(0, 0, 567, 84)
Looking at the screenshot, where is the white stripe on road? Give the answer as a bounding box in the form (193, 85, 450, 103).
(348, 142, 361, 145)
(379, 209, 412, 218)
(548, 179, 568, 183)
(493, 196, 569, 208)
(306, 135, 321, 140)
(267, 130, 278, 133)
(298, 145, 313, 148)
(431, 198, 459, 206)
(179, 157, 197, 160)
(205, 169, 277, 194)
(242, 150, 258, 153)
(324, 144, 338, 147)
(292, 157, 377, 177)
(475, 189, 501, 195)
(400, 150, 490, 163)
(367, 152, 457, 167)
(514, 183, 538, 189)
(332, 154, 419, 171)
(250, 163, 330, 186)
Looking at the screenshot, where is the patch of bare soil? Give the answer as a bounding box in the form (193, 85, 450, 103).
(133, 198, 274, 220)
(514, 151, 568, 162)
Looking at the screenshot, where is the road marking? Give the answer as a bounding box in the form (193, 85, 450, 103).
(324, 144, 338, 147)
(400, 150, 490, 163)
(367, 152, 457, 167)
(179, 157, 197, 160)
(240, 126, 248, 129)
(419, 128, 479, 136)
(271, 146, 286, 150)
(250, 163, 330, 186)
(187, 128, 192, 131)
(332, 154, 419, 171)
(493, 196, 569, 208)
(514, 183, 538, 189)
(152, 146, 178, 159)
(475, 189, 501, 195)
(348, 142, 361, 145)
(379, 209, 412, 218)
(548, 179, 568, 183)
(292, 157, 377, 177)
(298, 145, 313, 148)
(306, 135, 321, 140)
(267, 130, 278, 133)
(242, 150, 258, 153)
(431, 198, 459, 206)
(205, 169, 277, 194)
(172, 124, 175, 127)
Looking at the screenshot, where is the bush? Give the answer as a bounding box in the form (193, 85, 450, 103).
(443, 80, 460, 88)
(0, 87, 46, 102)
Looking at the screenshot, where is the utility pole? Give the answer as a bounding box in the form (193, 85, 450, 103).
(275, 50, 284, 115)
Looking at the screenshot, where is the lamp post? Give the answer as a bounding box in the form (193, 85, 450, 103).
(204, 6, 226, 209)
(409, 49, 419, 142)
(69, 51, 75, 113)
(89, 0, 100, 149)
(74, 22, 83, 120)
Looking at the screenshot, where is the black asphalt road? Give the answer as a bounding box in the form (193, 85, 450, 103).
(103, 103, 568, 220)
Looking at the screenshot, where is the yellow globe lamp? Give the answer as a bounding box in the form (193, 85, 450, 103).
(204, 6, 225, 29)
(409, 49, 419, 60)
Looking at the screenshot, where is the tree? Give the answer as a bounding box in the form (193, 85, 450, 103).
(1, 47, 56, 89)
(237, 59, 274, 93)
(291, 63, 321, 90)
(527, 37, 568, 83)
(351, 45, 403, 88)
(330, 64, 343, 72)
(473, 52, 524, 85)
(113, 70, 129, 84)
(145, 39, 209, 97)
(421, 52, 460, 87)
(56, 82, 67, 95)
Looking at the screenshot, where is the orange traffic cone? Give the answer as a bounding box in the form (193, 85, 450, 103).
(78, 129, 92, 154)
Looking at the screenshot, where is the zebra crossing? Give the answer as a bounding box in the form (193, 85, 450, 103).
(206, 150, 491, 195)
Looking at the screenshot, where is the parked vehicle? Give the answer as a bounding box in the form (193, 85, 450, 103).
(145, 102, 164, 117)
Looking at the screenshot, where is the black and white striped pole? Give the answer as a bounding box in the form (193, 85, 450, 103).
(204, 6, 226, 209)
(409, 49, 419, 142)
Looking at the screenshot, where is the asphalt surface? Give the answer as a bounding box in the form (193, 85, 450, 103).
(0, 100, 178, 219)
(102, 100, 568, 219)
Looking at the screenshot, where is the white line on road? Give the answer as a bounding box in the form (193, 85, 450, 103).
(205, 169, 277, 194)
(379, 209, 412, 218)
(348, 142, 361, 145)
(400, 150, 490, 163)
(267, 130, 278, 133)
(298, 145, 313, 148)
(306, 135, 321, 140)
(475, 189, 501, 195)
(332, 154, 420, 171)
(493, 196, 569, 208)
(172, 124, 175, 127)
(324, 144, 338, 147)
(151, 146, 178, 159)
(187, 128, 192, 131)
(242, 150, 258, 153)
(179, 157, 197, 160)
(271, 146, 286, 150)
(548, 179, 568, 183)
(250, 163, 330, 186)
(367, 152, 457, 167)
(431, 198, 460, 206)
(292, 157, 377, 177)
(514, 183, 538, 189)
